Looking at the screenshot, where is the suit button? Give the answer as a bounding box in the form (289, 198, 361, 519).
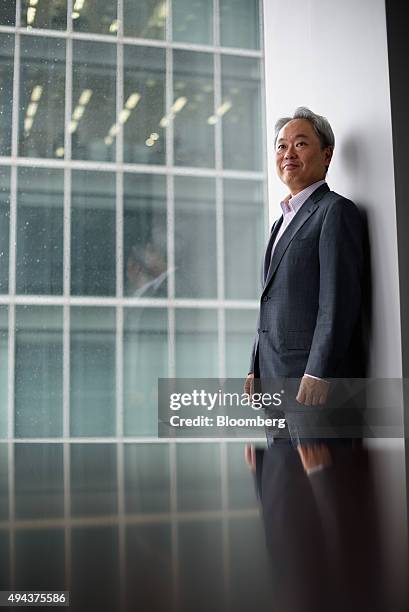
(262, 296, 269, 302)
(262, 329, 268, 333)
(257, 328, 261, 333)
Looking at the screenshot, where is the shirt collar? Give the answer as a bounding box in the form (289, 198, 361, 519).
(280, 180, 327, 215)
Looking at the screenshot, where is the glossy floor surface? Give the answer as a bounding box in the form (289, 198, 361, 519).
(0, 442, 273, 612)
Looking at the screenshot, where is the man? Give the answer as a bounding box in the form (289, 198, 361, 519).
(243, 109, 385, 612)
(245, 106, 364, 464)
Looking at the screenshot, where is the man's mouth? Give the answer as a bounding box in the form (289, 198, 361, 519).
(283, 163, 299, 170)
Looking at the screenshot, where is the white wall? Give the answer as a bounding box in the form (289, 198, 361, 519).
(262, 0, 407, 602)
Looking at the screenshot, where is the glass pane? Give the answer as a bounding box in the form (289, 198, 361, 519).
(70, 444, 117, 516)
(225, 309, 258, 377)
(16, 167, 64, 295)
(72, 528, 119, 612)
(172, 0, 213, 45)
(15, 530, 65, 590)
(220, 0, 260, 49)
(21, 0, 67, 30)
(0, 35, 13, 156)
(0, 167, 10, 293)
(15, 306, 63, 437)
(70, 307, 116, 437)
(72, 41, 116, 162)
(123, 46, 166, 165)
(221, 56, 262, 170)
(0, 532, 9, 590)
(14, 444, 64, 518)
(123, 0, 167, 40)
(174, 176, 217, 298)
(19, 36, 65, 159)
(124, 173, 167, 297)
(72, 0, 117, 35)
(176, 443, 221, 510)
(0, 444, 7, 519)
(227, 443, 258, 509)
(173, 50, 214, 167)
(124, 444, 170, 513)
(0, 308, 7, 438)
(178, 522, 224, 609)
(175, 309, 218, 377)
(123, 308, 168, 436)
(126, 525, 172, 611)
(0, 2, 15, 25)
(224, 179, 265, 299)
(71, 170, 116, 296)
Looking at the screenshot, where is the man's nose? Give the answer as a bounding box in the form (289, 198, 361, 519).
(284, 144, 297, 158)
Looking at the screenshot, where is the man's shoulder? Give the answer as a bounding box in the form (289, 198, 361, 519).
(319, 189, 361, 216)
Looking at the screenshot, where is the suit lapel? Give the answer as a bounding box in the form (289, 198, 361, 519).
(263, 217, 283, 284)
(263, 183, 329, 292)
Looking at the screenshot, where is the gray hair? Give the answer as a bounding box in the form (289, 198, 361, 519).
(274, 106, 335, 151)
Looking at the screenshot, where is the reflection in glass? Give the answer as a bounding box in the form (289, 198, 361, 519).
(0, 2, 15, 25)
(126, 526, 173, 611)
(71, 170, 116, 296)
(21, 0, 67, 30)
(176, 443, 221, 510)
(0, 309, 7, 438)
(0, 444, 7, 519)
(220, 0, 260, 49)
(123, 173, 167, 297)
(225, 310, 258, 377)
(178, 522, 224, 609)
(124, 308, 167, 436)
(14, 444, 64, 518)
(0, 35, 13, 156)
(221, 56, 262, 170)
(0, 532, 8, 590)
(172, 0, 213, 45)
(70, 307, 116, 437)
(123, 46, 166, 164)
(0, 167, 10, 294)
(227, 443, 259, 509)
(124, 444, 170, 513)
(72, 528, 119, 612)
(123, 0, 166, 40)
(19, 36, 65, 159)
(72, 41, 116, 162)
(174, 176, 216, 298)
(173, 51, 214, 167)
(16, 167, 63, 295)
(72, 0, 116, 35)
(71, 444, 117, 516)
(15, 530, 65, 591)
(224, 179, 265, 299)
(175, 309, 218, 377)
(15, 307, 63, 438)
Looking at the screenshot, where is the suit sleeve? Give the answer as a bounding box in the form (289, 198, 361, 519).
(305, 199, 363, 378)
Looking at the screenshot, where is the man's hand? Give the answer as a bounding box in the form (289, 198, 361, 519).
(244, 372, 254, 396)
(296, 375, 329, 406)
(297, 443, 332, 475)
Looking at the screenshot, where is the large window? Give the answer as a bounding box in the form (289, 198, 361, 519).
(0, 0, 267, 442)
(0, 1, 268, 603)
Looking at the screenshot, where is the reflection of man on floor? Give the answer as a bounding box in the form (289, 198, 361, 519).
(243, 107, 385, 611)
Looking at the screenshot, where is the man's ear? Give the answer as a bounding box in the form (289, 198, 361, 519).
(324, 146, 333, 167)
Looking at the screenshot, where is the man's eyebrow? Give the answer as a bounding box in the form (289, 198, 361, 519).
(277, 133, 310, 143)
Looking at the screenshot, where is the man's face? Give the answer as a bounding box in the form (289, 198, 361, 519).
(275, 118, 332, 195)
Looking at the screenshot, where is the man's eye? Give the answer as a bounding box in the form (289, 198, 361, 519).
(277, 144, 285, 151)
(296, 141, 306, 147)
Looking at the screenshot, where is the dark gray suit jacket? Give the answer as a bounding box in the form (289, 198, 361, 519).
(250, 182, 364, 380)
